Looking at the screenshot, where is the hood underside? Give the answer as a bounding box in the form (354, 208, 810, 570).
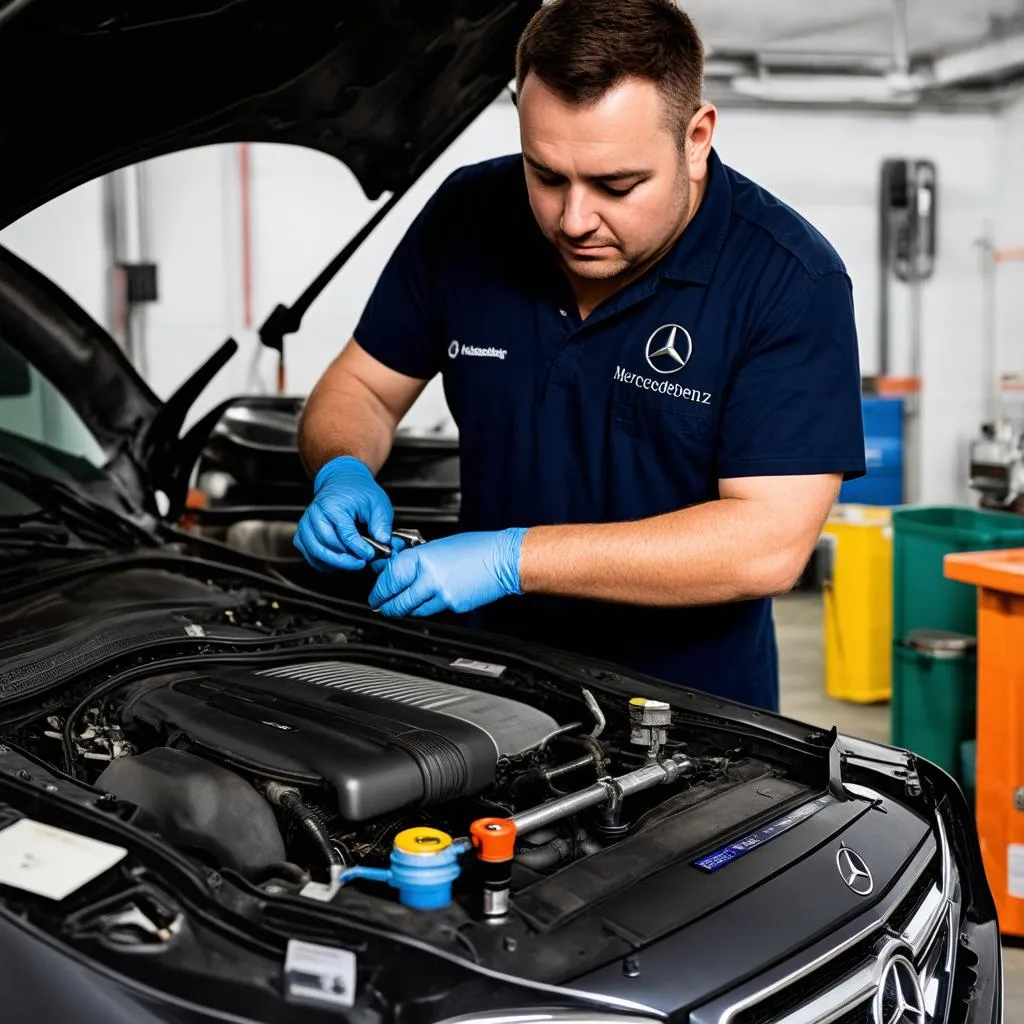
(0, 0, 538, 229)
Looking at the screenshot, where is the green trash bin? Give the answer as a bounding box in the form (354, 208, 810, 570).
(960, 739, 976, 809)
(891, 629, 977, 784)
(892, 505, 1024, 638)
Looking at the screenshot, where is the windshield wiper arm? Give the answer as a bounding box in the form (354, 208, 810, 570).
(0, 519, 71, 545)
(0, 456, 155, 549)
(0, 519, 107, 575)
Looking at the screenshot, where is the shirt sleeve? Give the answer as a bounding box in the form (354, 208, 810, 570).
(352, 172, 460, 380)
(717, 269, 866, 480)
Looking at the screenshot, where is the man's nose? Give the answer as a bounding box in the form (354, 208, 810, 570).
(560, 187, 600, 238)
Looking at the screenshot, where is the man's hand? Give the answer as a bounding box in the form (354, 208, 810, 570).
(293, 456, 394, 572)
(368, 528, 527, 617)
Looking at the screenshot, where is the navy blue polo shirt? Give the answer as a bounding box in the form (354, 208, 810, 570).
(353, 148, 865, 711)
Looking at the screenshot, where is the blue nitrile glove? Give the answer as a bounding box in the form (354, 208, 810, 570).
(368, 534, 408, 576)
(368, 528, 528, 618)
(293, 456, 394, 572)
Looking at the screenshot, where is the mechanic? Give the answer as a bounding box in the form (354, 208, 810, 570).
(293, 0, 866, 712)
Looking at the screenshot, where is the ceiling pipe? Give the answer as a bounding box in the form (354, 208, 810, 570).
(722, 9, 1024, 109)
(729, 73, 917, 104)
(892, 0, 910, 77)
(929, 31, 1024, 87)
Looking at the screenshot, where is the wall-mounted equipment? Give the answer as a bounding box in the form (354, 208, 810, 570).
(968, 244, 1024, 513)
(873, 159, 937, 506)
(883, 159, 937, 286)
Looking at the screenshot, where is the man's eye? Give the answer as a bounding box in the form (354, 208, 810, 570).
(538, 175, 564, 187)
(602, 183, 638, 197)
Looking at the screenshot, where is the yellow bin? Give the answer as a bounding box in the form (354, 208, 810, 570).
(821, 504, 893, 703)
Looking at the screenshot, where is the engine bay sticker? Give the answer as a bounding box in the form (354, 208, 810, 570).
(0, 818, 127, 900)
(284, 939, 356, 1009)
(692, 796, 832, 873)
(450, 657, 507, 678)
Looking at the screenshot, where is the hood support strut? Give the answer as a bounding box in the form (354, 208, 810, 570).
(257, 187, 407, 392)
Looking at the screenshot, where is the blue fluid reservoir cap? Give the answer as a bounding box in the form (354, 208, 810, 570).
(389, 828, 464, 910)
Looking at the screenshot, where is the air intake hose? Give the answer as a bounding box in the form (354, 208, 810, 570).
(265, 782, 343, 875)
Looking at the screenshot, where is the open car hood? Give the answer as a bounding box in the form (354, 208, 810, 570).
(0, 0, 536, 227)
(0, 0, 537, 510)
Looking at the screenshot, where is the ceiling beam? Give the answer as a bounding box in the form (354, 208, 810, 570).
(929, 31, 1024, 87)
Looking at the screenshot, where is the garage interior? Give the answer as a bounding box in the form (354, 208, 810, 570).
(2, 0, 1024, 1018)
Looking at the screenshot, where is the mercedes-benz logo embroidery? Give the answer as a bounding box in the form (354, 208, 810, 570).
(874, 953, 926, 1024)
(836, 845, 874, 896)
(447, 340, 460, 359)
(644, 323, 692, 375)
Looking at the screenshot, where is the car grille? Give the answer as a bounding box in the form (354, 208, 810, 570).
(707, 813, 960, 1024)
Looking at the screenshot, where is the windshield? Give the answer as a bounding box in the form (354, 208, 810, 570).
(0, 335, 106, 484)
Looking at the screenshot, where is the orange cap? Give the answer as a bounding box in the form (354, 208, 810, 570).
(470, 817, 517, 862)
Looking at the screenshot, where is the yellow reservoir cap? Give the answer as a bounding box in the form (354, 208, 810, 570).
(393, 827, 453, 855)
(629, 697, 648, 706)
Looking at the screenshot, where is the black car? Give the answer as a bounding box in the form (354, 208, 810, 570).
(188, 396, 462, 586)
(0, 2, 1003, 1022)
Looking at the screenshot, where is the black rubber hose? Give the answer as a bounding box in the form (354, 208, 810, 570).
(516, 838, 573, 870)
(279, 791, 343, 873)
(252, 861, 311, 886)
(515, 829, 601, 870)
(563, 734, 608, 777)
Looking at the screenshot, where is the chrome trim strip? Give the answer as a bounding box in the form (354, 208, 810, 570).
(773, 936, 905, 1024)
(905, 886, 947, 960)
(906, 814, 955, 959)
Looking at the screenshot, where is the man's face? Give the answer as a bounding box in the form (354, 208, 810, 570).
(518, 73, 691, 282)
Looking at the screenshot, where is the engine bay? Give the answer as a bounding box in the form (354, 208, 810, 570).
(0, 572, 820, 941)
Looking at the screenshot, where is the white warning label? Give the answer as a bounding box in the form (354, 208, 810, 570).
(1008, 844, 1024, 898)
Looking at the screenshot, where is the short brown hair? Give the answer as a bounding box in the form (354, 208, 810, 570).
(515, 0, 705, 143)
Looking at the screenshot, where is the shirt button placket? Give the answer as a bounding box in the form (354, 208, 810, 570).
(540, 304, 576, 403)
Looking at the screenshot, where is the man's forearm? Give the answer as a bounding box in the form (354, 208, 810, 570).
(518, 497, 816, 607)
(298, 376, 397, 478)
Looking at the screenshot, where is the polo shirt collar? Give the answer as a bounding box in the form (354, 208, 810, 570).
(660, 146, 733, 286)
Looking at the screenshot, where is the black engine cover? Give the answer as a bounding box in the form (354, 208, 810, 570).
(117, 660, 557, 821)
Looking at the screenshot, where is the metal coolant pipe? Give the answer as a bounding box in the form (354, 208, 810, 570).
(511, 754, 695, 837)
(544, 754, 597, 780)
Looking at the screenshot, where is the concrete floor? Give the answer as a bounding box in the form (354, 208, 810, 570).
(774, 591, 1022, 1021)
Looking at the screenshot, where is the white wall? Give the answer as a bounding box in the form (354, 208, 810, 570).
(993, 93, 1024, 430)
(0, 96, 1006, 504)
(141, 146, 253, 419)
(713, 107, 999, 504)
(0, 179, 107, 325)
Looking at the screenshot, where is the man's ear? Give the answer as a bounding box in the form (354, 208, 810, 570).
(686, 104, 718, 183)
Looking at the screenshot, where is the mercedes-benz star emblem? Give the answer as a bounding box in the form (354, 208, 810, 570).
(644, 324, 692, 374)
(836, 845, 874, 896)
(873, 953, 926, 1024)
(447, 340, 460, 359)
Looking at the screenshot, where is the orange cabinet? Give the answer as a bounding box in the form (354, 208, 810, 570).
(944, 548, 1024, 936)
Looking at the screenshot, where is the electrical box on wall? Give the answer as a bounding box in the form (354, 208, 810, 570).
(875, 158, 938, 507)
(881, 159, 937, 283)
(117, 262, 159, 304)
